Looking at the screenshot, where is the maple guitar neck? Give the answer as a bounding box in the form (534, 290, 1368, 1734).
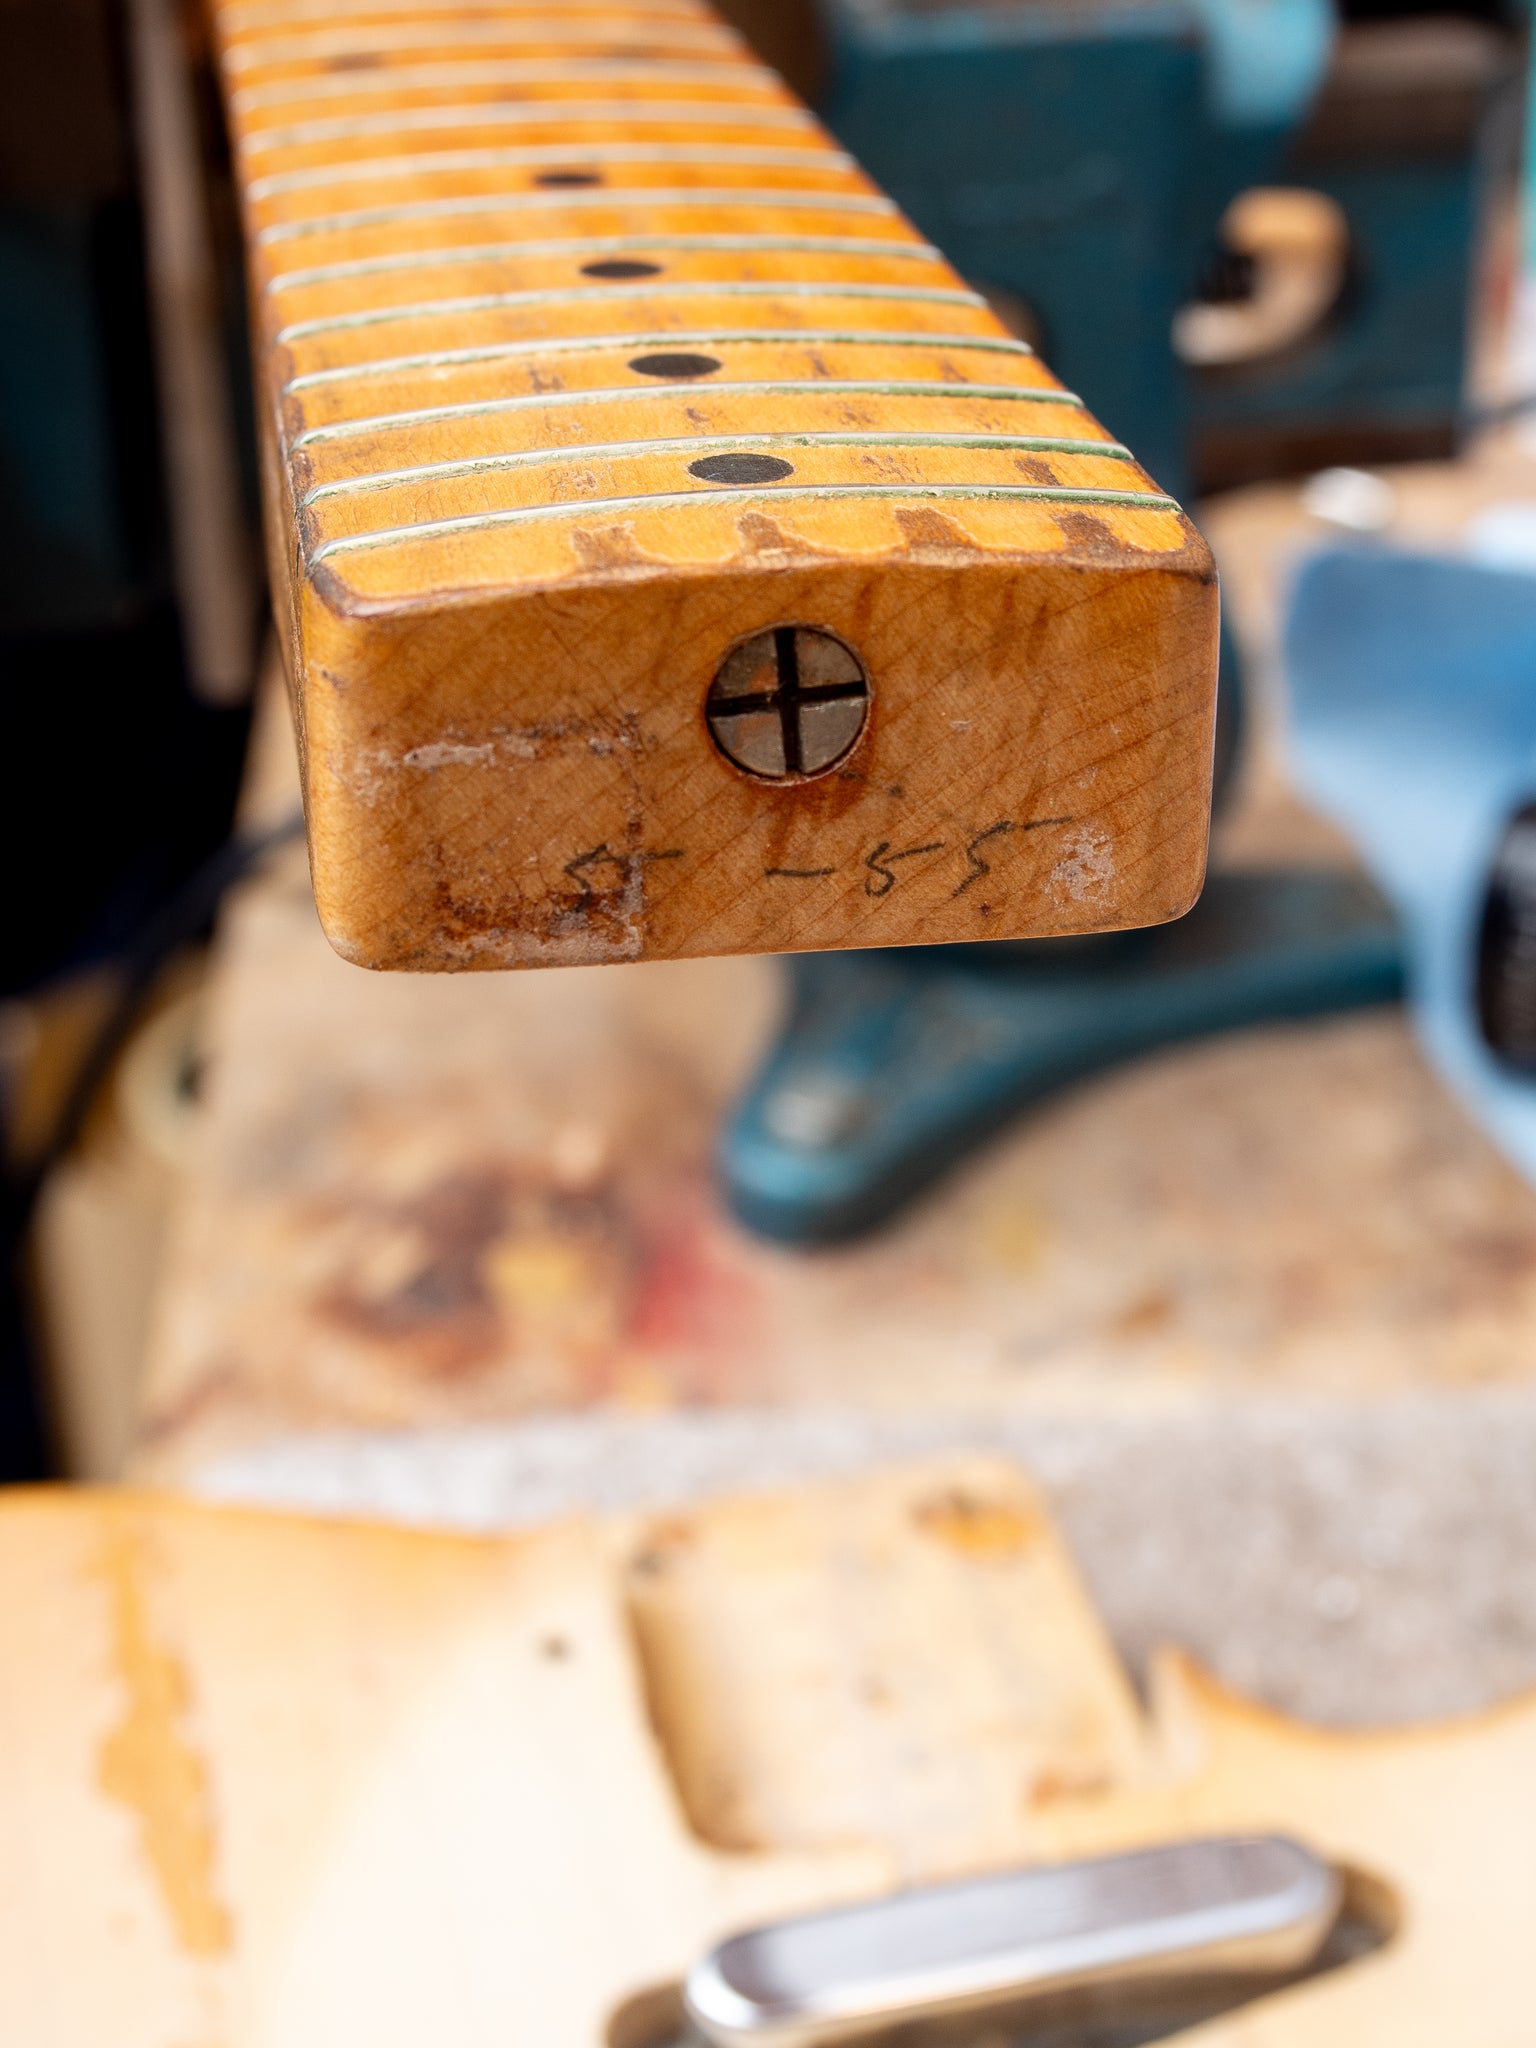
(214, 0, 1218, 970)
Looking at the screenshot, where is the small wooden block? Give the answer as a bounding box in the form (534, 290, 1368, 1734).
(217, 0, 1218, 968)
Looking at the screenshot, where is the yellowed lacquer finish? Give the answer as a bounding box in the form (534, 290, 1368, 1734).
(1, 1459, 1534, 2044)
(216, 0, 1218, 967)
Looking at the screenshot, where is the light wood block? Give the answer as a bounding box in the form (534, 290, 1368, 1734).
(217, 0, 1217, 968)
(2, 1456, 1532, 2044)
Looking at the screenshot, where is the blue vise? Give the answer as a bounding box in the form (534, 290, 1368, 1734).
(816, 0, 1516, 500)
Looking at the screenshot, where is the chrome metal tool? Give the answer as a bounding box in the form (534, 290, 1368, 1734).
(685, 1837, 1340, 2048)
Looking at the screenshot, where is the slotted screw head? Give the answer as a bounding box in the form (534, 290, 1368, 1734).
(706, 626, 870, 781)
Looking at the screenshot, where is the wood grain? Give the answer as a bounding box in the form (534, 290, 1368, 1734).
(0, 1459, 1146, 2044)
(215, 0, 1217, 968)
(1, 1457, 1533, 2043)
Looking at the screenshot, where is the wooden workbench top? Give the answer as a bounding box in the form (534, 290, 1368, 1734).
(121, 437, 1536, 1728)
(140, 635, 1536, 1459)
(140, 792, 1536, 1479)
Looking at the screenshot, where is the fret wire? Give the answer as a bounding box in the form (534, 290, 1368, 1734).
(258, 189, 900, 244)
(250, 144, 848, 198)
(277, 281, 984, 343)
(233, 59, 779, 111)
(267, 232, 940, 293)
(314, 483, 1180, 560)
(225, 21, 741, 69)
(222, 0, 705, 22)
(242, 101, 816, 152)
(292, 380, 1089, 448)
(303, 432, 1134, 504)
(284, 329, 1030, 393)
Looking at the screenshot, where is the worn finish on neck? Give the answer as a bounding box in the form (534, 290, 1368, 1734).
(216, 0, 1218, 968)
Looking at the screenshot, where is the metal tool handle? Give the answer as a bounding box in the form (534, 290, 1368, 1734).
(685, 1837, 1340, 2048)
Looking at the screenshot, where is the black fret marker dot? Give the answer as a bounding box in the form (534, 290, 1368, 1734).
(536, 170, 602, 188)
(581, 259, 663, 279)
(689, 453, 795, 484)
(629, 351, 722, 379)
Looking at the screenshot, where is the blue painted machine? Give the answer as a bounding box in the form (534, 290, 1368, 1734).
(1287, 546, 1536, 1191)
(727, 871, 1402, 1241)
(815, 0, 1518, 499)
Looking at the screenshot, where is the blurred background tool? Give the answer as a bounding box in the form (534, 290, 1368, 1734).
(215, 0, 1217, 971)
(1286, 542, 1536, 1192)
(1272, 27, 1536, 1199)
(807, 0, 1521, 500)
(724, 870, 1401, 1240)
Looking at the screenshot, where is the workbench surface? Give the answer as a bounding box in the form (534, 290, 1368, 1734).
(133, 436, 1536, 1729)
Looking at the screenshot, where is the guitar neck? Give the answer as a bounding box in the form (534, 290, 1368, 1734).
(214, 0, 1217, 970)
